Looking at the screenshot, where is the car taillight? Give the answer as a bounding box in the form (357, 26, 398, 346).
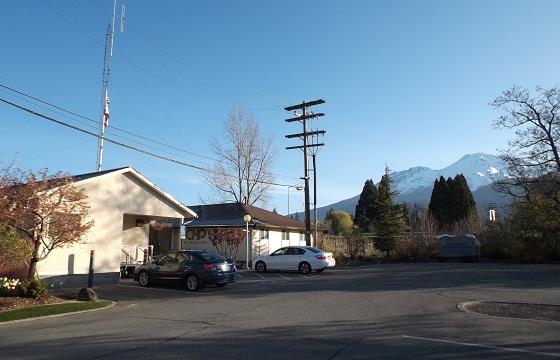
(315, 255, 326, 260)
(202, 263, 216, 271)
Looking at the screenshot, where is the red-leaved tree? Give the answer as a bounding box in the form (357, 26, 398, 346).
(207, 227, 244, 260)
(0, 167, 94, 280)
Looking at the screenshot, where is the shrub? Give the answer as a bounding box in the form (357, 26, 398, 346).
(17, 280, 48, 299)
(0, 277, 20, 296)
(344, 231, 366, 260)
(393, 237, 417, 260)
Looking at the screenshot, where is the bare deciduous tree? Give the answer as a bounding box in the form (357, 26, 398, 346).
(0, 167, 94, 280)
(206, 107, 276, 205)
(396, 210, 439, 260)
(491, 86, 560, 205)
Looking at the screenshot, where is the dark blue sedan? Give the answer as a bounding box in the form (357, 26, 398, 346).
(133, 250, 237, 291)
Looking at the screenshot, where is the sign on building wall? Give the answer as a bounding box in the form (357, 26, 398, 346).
(182, 228, 212, 250)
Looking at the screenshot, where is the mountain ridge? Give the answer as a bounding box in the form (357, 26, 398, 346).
(292, 153, 511, 220)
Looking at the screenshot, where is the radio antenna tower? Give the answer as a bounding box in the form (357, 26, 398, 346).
(96, 0, 125, 171)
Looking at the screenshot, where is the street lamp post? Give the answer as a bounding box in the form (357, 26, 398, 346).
(243, 214, 252, 270)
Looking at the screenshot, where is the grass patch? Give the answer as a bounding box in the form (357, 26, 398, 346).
(0, 301, 112, 323)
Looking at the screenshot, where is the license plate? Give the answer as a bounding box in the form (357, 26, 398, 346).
(220, 264, 229, 271)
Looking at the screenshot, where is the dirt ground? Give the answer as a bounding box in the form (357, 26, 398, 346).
(0, 293, 73, 312)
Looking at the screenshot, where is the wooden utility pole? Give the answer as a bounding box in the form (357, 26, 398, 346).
(312, 153, 318, 242)
(284, 99, 326, 246)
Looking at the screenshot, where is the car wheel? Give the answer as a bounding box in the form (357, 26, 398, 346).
(186, 274, 200, 292)
(316, 268, 325, 273)
(298, 262, 311, 274)
(138, 271, 150, 287)
(255, 261, 267, 273)
(216, 283, 227, 288)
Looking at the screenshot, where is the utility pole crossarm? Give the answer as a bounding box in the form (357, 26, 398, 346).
(284, 99, 325, 111)
(285, 130, 326, 139)
(285, 113, 325, 122)
(285, 143, 325, 150)
(283, 98, 326, 247)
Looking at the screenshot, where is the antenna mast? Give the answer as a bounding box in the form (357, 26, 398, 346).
(96, 0, 121, 171)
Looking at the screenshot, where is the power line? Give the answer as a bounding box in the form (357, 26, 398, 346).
(40, 0, 105, 48)
(0, 87, 212, 169)
(0, 96, 300, 189)
(0, 82, 301, 180)
(41, 0, 188, 138)
(0, 83, 214, 162)
(91, 0, 291, 108)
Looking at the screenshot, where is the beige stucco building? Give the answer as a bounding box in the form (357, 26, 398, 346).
(38, 166, 196, 287)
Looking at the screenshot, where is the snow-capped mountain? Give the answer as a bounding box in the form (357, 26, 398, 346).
(292, 153, 510, 220)
(392, 153, 507, 195)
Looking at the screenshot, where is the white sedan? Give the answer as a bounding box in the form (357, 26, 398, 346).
(253, 246, 336, 274)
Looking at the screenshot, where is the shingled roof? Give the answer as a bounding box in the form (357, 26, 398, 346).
(185, 202, 305, 230)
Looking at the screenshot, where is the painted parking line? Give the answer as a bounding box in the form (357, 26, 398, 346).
(276, 274, 291, 280)
(401, 335, 560, 358)
(237, 272, 266, 279)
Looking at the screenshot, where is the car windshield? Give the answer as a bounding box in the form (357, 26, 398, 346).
(305, 247, 323, 253)
(194, 251, 225, 262)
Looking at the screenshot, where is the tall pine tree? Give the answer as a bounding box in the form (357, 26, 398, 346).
(373, 167, 406, 257)
(454, 174, 476, 220)
(354, 179, 379, 232)
(428, 174, 477, 228)
(429, 176, 450, 224)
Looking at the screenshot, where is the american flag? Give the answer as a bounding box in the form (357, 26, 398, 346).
(103, 90, 110, 127)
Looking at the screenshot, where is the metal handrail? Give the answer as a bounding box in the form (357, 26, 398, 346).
(121, 248, 133, 264)
(122, 245, 155, 264)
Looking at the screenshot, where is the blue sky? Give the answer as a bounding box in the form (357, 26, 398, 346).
(1, 0, 559, 214)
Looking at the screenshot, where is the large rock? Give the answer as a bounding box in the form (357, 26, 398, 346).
(77, 287, 98, 301)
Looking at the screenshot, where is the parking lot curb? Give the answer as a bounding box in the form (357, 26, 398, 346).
(457, 301, 560, 324)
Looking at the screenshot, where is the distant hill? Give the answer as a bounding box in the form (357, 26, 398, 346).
(293, 153, 512, 220)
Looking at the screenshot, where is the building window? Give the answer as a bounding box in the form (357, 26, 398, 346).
(260, 229, 269, 240)
(281, 230, 289, 241)
(299, 232, 304, 242)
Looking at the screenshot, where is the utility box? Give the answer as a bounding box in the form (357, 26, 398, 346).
(436, 234, 480, 261)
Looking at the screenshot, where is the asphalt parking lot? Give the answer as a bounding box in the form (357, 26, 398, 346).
(1, 262, 560, 359)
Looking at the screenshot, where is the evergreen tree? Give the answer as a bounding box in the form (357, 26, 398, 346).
(354, 179, 379, 232)
(429, 176, 450, 225)
(454, 174, 476, 219)
(399, 203, 411, 229)
(428, 174, 477, 228)
(446, 176, 457, 223)
(373, 167, 406, 257)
